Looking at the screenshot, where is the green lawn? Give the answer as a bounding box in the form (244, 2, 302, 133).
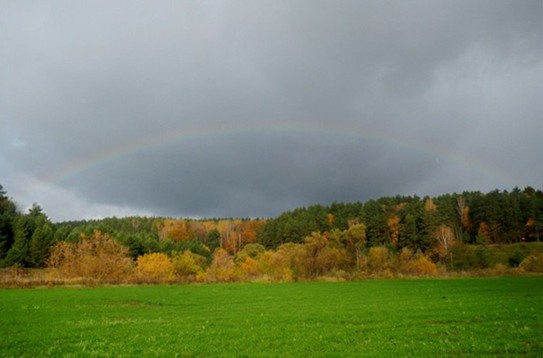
(1, 277, 542, 357)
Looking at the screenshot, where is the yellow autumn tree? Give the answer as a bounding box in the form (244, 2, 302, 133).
(134, 252, 175, 282)
(397, 248, 437, 276)
(303, 232, 329, 277)
(367, 246, 394, 275)
(237, 256, 260, 280)
(433, 225, 455, 267)
(201, 248, 237, 282)
(456, 196, 471, 233)
(159, 219, 194, 242)
(48, 231, 133, 282)
(340, 223, 367, 269)
(303, 232, 350, 277)
(410, 255, 438, 275)
(257, 249, 294, 282)
(171, 250, 206, 280)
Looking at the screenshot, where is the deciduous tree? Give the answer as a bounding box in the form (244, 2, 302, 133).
(434, 225, 454, 268)
(340, 223, 366, 269)
(135, 252, 175, 281)
(48, 231, 132, 281)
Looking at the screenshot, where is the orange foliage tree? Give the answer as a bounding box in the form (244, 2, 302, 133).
(201, 248, 237, 282)
(303, 232, 349, 277)
(233, 243, 265, 280)
(159, 219, 194, 242)
(397, 248, 437, 276)
(48, 231, 133, 282)
(387, 215, 401, 247)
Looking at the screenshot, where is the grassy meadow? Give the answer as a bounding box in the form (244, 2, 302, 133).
(1, 277, 542, 357)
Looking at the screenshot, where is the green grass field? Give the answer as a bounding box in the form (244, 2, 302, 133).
(1, 277, 542, 357)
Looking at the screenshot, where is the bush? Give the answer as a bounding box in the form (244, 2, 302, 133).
(275, 243, 308, 280)
(134, 253, 175, 282)
(202, 248, 237, 282)
(171, 250, 206, 279)
(488, 263, 508, 275)
(314, 246, 350, 276)
(451, 242, 476, 270)
(519, 253, 543, 273)
(366, 246, 394, 275)
(237, 256, 260, 280)
(257, 250, 294, 282)
(235, 243, 266, 262)
(48, 231, 133, 282)
(410, 256, 438, 276)
(509, 249, 525, 267)
(397, 248, 437, 276)
(474, 245, 491, 268)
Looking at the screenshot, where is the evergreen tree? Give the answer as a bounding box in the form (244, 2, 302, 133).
(4, 203, 53, 267)
(399, 198, 429, 251)
(4, 215, 30, 267)
(0, 185, 18, 260)
(362, 200, 389, 246)
(28, 221, 54, 267)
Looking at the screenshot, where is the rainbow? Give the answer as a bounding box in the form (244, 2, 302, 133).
(26, 120, 519, 203)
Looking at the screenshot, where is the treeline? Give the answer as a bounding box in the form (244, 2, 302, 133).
(260, 187, 543, 249)
(1, 184, 543, 286)
(1, 183, 266, 268)
(51, 216, 265, 261)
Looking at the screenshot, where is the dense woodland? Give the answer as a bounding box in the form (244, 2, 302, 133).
(1, 184, 542, 285)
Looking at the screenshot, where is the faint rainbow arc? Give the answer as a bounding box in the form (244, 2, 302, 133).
(34, 120, 519, 194)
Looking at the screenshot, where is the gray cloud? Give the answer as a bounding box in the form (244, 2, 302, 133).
(1, 0, 541, 221)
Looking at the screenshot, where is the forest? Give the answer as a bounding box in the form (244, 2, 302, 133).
(1, 184, 542, 286)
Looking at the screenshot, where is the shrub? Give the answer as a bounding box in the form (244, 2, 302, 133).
(409, 255, 438, 276)
(397, 248, 437, 276)
(489, 263, 508, 275)
(397, 248, 415, 274)
(451, 242, 476, 270)
(519, 253, 543, 273)
(509, 249, 525, 267)
(474, 245, 490, 268)
(273, 243, 308, 280)
(48, 231, 133, 282)
(171, 250, 206, 279)
(367, 246, 394, 274)
(236, 243, 266, 261)
(134, 253, 175, 282)
(257, 250, 294, 282)
(314, 246, 350, 276)
(237, 256, 260, 280)
(202, 248, 237, 282)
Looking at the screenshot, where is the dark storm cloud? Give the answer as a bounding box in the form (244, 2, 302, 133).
(1, 0, 541, 221)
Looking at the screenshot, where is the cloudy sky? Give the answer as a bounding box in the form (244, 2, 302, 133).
(1, 0, 542, 221)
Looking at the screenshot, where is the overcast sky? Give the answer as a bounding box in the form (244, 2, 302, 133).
(1, 0, 542, 221)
